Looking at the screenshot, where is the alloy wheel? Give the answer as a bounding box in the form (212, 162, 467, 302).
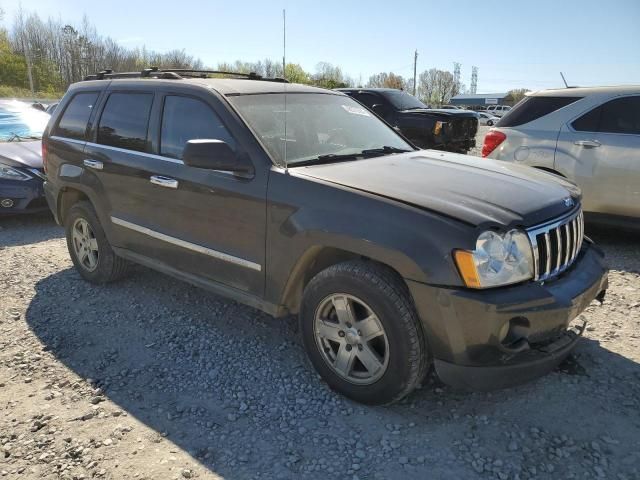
(314, 293, 390, 385)
(71, 218, 99, 272)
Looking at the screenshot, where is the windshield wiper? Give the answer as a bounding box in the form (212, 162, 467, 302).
(291, 146, 411, 167)
(8, 132, 41, 142)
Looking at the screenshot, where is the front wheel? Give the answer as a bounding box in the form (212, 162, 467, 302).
(300, 261, 429, 405)
(487, 120, 494, 126)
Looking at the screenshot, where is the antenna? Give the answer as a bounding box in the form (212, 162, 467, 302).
(282, 8, 288, 169)
(560, 71, 569, 88)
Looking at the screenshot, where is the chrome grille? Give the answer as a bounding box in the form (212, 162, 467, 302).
(528, 209, 584, 281)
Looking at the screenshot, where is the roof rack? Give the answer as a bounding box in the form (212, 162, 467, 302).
(83, 66, 288, 83)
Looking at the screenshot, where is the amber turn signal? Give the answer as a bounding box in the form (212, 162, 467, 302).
(454, 250, 482, 288)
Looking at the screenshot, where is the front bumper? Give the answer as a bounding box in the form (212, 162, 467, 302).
(0, 177, 48, 215)
(407, 243, 608, 390)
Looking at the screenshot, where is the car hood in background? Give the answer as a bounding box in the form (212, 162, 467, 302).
(400, 108, 478, 118)
(0, 140, 43, 168)
(294, 150, 581, 228)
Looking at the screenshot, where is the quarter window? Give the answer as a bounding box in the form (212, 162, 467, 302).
(55, 92, 99, 140)
(160, 96, 235, 160)
(573, 96, 640, 135)
(498, 96, 582, 127)
(97, 93, 153, 152)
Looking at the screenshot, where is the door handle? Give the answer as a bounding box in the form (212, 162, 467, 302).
(83, 159, 104, 170)
(574, 140, 601, 148)
(150, 175, 178, 189)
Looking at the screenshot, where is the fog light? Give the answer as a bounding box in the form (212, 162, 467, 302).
(1, 198, 14, 208)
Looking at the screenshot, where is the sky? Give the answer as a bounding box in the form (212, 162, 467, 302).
(1, 0, 639, 93)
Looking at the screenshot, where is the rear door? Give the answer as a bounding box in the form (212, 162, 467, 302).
(556, 95, 640, 217)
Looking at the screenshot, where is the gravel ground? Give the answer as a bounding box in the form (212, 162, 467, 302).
(2, 200, 640, 478)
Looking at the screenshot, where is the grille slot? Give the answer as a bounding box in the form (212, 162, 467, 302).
(529, 209, 584, 281)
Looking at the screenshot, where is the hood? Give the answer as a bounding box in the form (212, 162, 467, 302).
(400, 108, 478, 118)
(0, 140, 43, 168)
(293, 150, 581, 228)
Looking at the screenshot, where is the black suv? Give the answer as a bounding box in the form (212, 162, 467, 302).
(337, 88, 478, 153)
(43, 69, 608, 405)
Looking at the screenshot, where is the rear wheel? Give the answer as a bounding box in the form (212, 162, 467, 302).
(487, 120, 494, 126)
(65, 201, 130, 283)
(300, 261, 429, 405)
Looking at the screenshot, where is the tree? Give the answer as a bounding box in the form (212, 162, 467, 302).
(284, 63, 310, 84)
(417, 68, 459, 106)
(505, 88, 530, 105)
(313, 62, 350, 89)
(366, 72, 405, 90)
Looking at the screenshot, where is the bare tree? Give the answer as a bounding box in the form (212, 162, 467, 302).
(505, 88, 530, 105)
(418, 68, 459, 106)
(366, 72, 405, 90)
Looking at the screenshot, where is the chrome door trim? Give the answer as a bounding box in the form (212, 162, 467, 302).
(51, 135, 237, 175)
(110, 216, 262, 272)
(150, 175, 178, 189)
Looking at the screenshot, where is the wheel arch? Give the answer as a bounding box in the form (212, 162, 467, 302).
(278, 245, 411, 315)
(533, 166, 566, 177)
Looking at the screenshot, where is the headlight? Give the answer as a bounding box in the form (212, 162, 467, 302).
(454, 229, 534, 288)
(0, 164, 32, 181)
(433, 121, 445, 136)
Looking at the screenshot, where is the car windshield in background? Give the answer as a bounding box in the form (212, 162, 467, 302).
(229, 93, 413, 167)
(381, 90, 427, 110)
(0, 100, 50, 142)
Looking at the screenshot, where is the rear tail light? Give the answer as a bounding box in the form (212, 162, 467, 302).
(42, 141, 48, 174)
(481, 130, 506, 157)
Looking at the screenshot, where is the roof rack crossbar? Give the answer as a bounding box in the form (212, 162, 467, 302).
(82, 67, 289, 83)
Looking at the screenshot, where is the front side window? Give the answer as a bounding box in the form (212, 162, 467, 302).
(229, 93, 413, 166)
(54, 92, 99, 140)
(498, 96, 582, 127)
(160, 96, 235, 160)
(97, 93, 153, 152)
(573, 96, 640, 135)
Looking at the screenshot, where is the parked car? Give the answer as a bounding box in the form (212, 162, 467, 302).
(43, 70, 608, 405)
(486, 105, 512, 117)
(477, 112, 500, 126)
(0, 100, 49, 214)
(482, 86, 640, 229)
(337, 88, 478, 153)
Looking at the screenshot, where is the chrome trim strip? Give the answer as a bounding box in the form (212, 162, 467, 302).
(50, 136, 236, 176)
(555, 227, 562, 273)
(544, 232, 551, 276)
(563, 223, 571, 265)
(110, 216, 261, 272)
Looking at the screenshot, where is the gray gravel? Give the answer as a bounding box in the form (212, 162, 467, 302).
(1, 207, 640, 479)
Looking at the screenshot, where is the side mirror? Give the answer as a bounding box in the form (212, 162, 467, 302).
(182, 139, 253, 175)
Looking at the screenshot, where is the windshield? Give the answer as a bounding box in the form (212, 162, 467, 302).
(380, 90, 427, 110)
(229, 93, 413, 166)
(0, 100, 50, 142)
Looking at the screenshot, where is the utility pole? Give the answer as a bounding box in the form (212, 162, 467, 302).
(282, 9, 286, 79)
(412, 50, 418, 96)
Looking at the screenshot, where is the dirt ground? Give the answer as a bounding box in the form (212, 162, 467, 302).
(1, 203, 639, 478)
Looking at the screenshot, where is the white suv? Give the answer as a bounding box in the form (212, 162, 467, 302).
(482, 86, 640, 228)
(485, 105, 511, 117)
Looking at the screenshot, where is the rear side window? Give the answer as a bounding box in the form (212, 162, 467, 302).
(160, 96, 235, 160)
(97, 93, 153, 152)
(498, 96, 582, 127)
(573, 96, 640, 134)
(55, 92, 99, 140)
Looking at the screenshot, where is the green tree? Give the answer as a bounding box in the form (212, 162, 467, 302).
(284, 63, 310, 84)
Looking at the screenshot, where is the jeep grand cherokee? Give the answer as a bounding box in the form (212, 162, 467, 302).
(42, 69, 608, 405)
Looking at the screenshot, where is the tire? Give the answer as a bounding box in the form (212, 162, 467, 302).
(300, 260, 429, 405)
(487, 120, 493, 126)
(64, 201, 130, 283)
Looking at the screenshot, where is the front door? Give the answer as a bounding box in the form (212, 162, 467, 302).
(556, 95, 640, 218)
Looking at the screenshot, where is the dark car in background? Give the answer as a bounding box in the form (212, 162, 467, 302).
(337, 88, 478, 153)
(0, 100, 49, 214)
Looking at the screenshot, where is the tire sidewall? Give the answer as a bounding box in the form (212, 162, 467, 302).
(300, 268, 422, 404)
